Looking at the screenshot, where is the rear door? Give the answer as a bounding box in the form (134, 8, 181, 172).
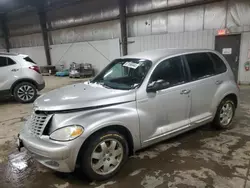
(0, 57, 21, 91)
(183, 52, 218, 125)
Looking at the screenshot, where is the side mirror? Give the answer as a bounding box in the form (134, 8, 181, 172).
(147, 79, 170, 92)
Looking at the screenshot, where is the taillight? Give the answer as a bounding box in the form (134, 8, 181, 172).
(29, 66, 41, 74)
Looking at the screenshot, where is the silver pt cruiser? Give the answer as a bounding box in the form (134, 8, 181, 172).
(18, 49, 239, 180)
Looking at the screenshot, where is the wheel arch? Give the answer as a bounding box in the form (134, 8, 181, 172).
(223, 93, 238, 108)
(76, 124, 134, 167)
(11, 78, 38, 95)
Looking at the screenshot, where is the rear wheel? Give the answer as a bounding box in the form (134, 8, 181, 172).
(13, 82, 37, 103)
(213, 98, 235, 129)
(80, 131, 128, 181)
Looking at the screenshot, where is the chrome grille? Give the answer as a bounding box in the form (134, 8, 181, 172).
(29, 112, 50, 136)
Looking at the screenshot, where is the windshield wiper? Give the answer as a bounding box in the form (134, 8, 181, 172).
(100, 82, 113, 89)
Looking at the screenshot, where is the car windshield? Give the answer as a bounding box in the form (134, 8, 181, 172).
(91, 58, 152, 90)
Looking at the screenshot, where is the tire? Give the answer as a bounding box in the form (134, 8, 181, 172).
(13, 82, 37, 103)
(80, 130, 129, 181)
(212, 98, 236, 129)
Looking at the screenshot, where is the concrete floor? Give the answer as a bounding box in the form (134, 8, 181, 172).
(1, 77, 250, 188)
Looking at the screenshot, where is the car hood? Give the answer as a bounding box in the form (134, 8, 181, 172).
(34, 82, 136, 111)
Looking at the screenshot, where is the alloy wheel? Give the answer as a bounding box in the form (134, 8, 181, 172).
(91, 139, 124, 175)
(17, 85, 35, 102)
(219, 102, 234, 126)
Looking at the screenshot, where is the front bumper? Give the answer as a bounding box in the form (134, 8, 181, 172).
(18, 131, 78, 173)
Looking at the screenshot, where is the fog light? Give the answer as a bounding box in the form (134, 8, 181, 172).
(45, 160, 59, 167)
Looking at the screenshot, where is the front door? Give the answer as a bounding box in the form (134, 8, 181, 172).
(215, 35, 241, 81)
(137, 56, 191, 146)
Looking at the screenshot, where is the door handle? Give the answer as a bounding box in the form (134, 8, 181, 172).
(235, 56, 238, 63)
(11, 69, 19, 72)
(180, 89, 191, 95)
(215, 80, 223, 85)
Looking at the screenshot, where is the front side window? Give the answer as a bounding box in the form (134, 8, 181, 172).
(185, 53, 215, 80)
(149, 56, 186, 88)
(0, 57, 7, 67)
(92, 58, 152, 90)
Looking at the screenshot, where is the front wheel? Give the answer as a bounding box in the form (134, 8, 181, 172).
(13, 82, 37, 103)
(80, 131, 128, 181)
(213, 98, 236, 129)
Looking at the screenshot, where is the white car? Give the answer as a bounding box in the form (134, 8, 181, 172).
(0, 52, 45, 103)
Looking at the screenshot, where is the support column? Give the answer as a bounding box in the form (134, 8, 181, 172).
(38, 10, 52, 66)
(1, 14, 10, 52)
(119, 0, 128, 56)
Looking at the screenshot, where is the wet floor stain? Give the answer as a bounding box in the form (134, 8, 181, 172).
(1, 88, 250, 188)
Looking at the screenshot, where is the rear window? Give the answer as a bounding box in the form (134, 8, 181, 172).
(209, 53, 227, 74)
(24, 56, 36, 64)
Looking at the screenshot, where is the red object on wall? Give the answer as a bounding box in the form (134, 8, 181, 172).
(217, 29, 227, 36)
(245, 62, 250, 71)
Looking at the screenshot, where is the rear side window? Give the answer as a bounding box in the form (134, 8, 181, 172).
(24, 56, 36, 64)
(185, 53, 215, 80)
(0, 57, 7, 67)
(7, 57, 16, 65)
(209, 53, 227, 74)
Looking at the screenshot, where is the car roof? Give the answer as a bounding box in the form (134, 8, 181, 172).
(121, 48, 215, 63)
(0, 52, 28, 58)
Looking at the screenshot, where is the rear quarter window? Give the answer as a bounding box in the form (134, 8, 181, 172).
(209, 53, 227, 74)
(24, 56, 36, 64)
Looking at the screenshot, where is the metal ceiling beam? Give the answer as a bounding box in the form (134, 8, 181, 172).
(127, 0, 224, 17)
(38, 9, 52, 66)
(119, 0, 128, 56)
(1, 14, 10, 52)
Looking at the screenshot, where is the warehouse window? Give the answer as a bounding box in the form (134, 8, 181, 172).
(185, 53, 215, 80)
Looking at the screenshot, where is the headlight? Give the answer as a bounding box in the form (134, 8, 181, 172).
(50, 125, 84, 141)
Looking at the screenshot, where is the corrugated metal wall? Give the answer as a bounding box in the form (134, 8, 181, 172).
(127, 0, 250, 37)
(50, 38, 120, 73)
(0, 38, 6, 49)
(4, 0, 250, 48)
(9, 33, 44, 48)
(239, 32, 250, 84)
(128, 29, 216, 54)
(47, 0, 119, 30)
(0, 22, 5, 49)
(7, 10, 41, 36)
(49, 20, 121, 45)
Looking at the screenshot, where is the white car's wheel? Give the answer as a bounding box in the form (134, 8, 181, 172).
(13, 82, 37, 103)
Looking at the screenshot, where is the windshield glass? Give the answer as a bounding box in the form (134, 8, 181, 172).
(91, 58, 152, 90)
